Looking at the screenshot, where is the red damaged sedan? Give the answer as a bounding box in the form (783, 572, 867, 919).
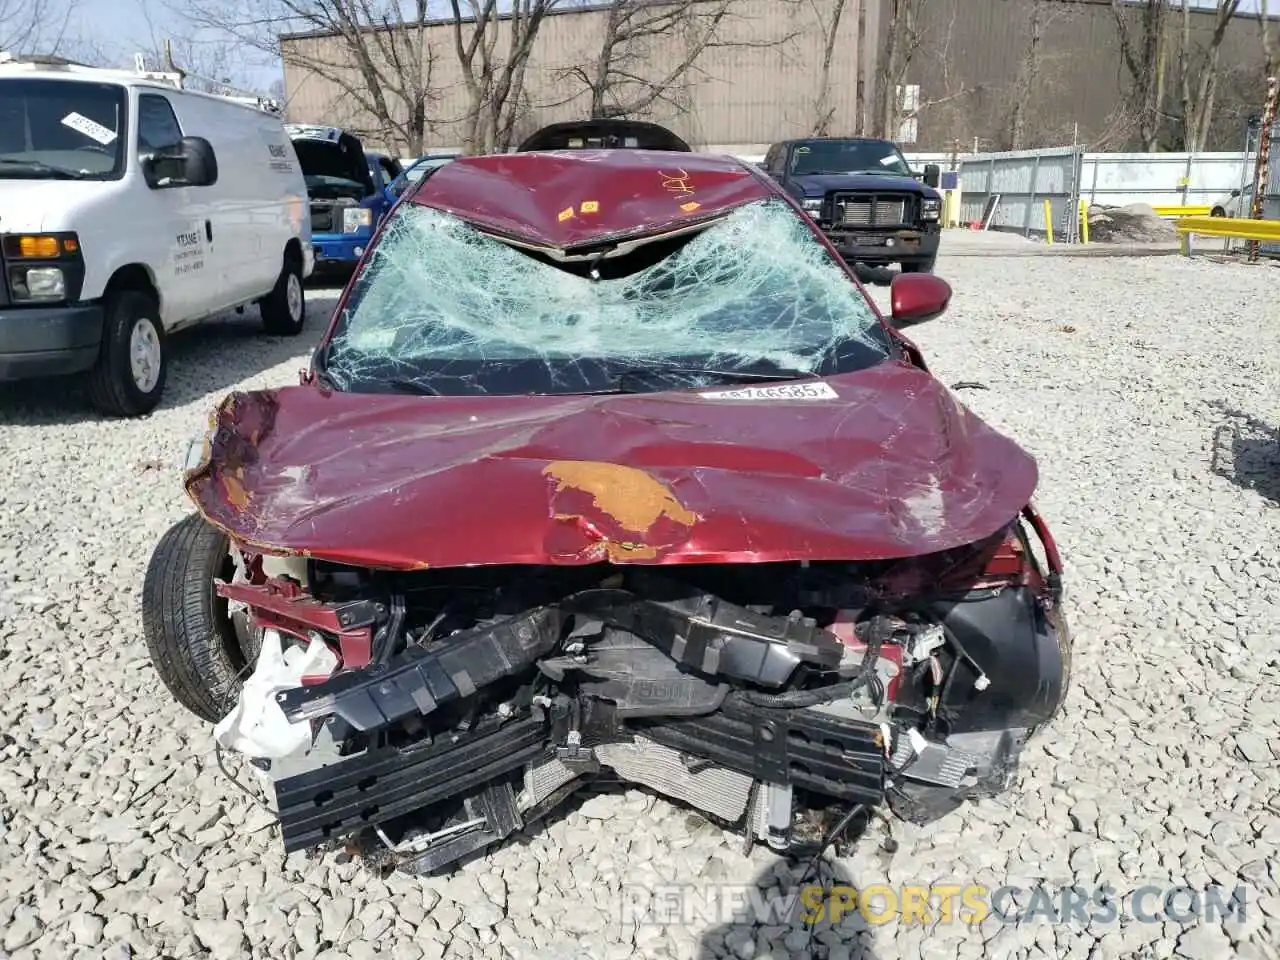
(143, 128, 1071, 875)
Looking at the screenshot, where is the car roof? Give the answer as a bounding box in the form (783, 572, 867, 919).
(517, 119, 692, 152)
(778, 136, 896, 147)
(410, 149, 775, 249)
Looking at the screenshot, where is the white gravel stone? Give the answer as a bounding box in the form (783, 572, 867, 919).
(1, 256, 1279, 960)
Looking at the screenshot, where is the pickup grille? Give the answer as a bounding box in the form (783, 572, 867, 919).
(310, 201, 337, 233)
(831, 193, 914, 227)
(310, 198, 360, 234)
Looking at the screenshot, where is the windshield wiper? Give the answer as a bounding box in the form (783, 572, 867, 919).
(0, 158, 90, 179)
(585, 366, 817, 395)
(382, 376, 441, 396)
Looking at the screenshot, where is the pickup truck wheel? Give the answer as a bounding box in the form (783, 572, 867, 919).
(86, 290, 167, 417)
(901, 258, 936, 274)
(260, 255, 306, 336)
(142, 513, 254, 724)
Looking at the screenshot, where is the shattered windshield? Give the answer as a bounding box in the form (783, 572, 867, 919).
(790, 140, 913, 177)
(320, 198, 891, 397)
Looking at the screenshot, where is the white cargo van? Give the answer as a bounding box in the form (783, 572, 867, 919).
(0, 55, 314, 416)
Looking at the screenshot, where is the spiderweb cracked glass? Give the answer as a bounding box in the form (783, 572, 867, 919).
(323, 198, 888, 389)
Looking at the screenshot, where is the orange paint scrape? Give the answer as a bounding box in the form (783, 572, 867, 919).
(542, 460, 698, 535)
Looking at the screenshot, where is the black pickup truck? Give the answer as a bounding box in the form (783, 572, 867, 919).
(760, 137, 943, 273)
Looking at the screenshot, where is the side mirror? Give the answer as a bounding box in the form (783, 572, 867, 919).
(923, 163, 941, 189)
(145, 136, 218, 188)
(1230, 188, 1241, 198)
(889, 272, 951, 327)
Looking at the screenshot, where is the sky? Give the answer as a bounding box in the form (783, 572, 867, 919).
(68, 0, 283, 89)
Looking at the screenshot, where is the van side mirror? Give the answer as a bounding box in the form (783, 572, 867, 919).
(923, 163, 941, 189)
(1231, 188, 1241, 198)
(145, 136, 218, 189)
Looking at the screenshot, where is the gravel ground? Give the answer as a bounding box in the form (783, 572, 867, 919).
(1, 252, 1279, 960)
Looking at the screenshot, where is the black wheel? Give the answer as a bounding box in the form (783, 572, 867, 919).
(1210, 206, 1226, 217)
(260, 250, 306, 336)
(901, 258, 936, 274)
(86, 289, 166, 417)
(142, 513, 260, 724)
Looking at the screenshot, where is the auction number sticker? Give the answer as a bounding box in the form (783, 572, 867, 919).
(699, 382, 838, 401)
(61, 112, 118, 145)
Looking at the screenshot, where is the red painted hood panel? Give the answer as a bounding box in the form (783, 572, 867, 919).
(188, 362, 1038, 570)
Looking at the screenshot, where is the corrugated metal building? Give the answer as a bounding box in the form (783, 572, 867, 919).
(906, 0, 1274, 154)
(282, 0, 884, 154)
(279, 0, 1275, 156)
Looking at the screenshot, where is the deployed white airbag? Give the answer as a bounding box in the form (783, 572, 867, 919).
(214, 629, 339, 760)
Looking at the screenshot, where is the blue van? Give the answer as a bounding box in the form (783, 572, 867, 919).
(285, 124, 401, 274)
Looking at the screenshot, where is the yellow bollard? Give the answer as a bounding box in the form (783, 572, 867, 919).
(1079, 198, 1090, 244)
(1044, 199, 1054, 244)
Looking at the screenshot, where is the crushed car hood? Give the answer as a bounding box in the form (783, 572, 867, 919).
(187, 362, 1037, 570)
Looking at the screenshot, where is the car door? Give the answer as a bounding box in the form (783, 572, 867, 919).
(135, 91, 217, 328)
(373, 155, 401, 222)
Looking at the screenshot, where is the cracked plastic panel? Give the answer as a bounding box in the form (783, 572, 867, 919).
(322, 198, 888, 393)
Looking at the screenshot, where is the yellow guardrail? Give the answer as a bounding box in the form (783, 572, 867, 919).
(1153, 205, 1213, 218)
(1176, 215, 1280, 256)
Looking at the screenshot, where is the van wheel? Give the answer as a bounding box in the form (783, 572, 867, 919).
(260, 254, 305, 336)
(142, 513, 256, 724)
(86, 289, 167, 417)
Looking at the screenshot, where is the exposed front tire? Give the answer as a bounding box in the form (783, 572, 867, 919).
(85, 289, 166, 417)
(901, 257, 936, 274)
(142, 513, 256, 724)
(260, 251, 306, 336)
(1210, 206, 1227, 218)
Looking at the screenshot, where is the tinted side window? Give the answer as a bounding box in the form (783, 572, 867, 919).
(137, 94, 183, 154)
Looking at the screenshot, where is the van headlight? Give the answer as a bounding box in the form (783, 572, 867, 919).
(921, 199, 942, 221)
(10, 266, 65, 301)
(342, 207, 373, 233)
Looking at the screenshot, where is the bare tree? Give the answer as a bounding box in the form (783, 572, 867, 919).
(178, 0, 438, 156)
(553, 0, 797, 131)
(1110, 0, 1173, 150)
(873, 0, 975, 143)
(1261, 0, 1277, 81)
(808, 0, 848, 135)
(138, 9, 242, 95)
(1005, 0, 1075, 150)
(1174, 0, 1243, 151)
(873, 0, 924, 140)
(553, 0, 730, 121)
(448, 0, 558, 154)
(0, 0, 75, 56)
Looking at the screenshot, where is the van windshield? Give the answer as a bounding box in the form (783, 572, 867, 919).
(0, 78, 127, 180)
